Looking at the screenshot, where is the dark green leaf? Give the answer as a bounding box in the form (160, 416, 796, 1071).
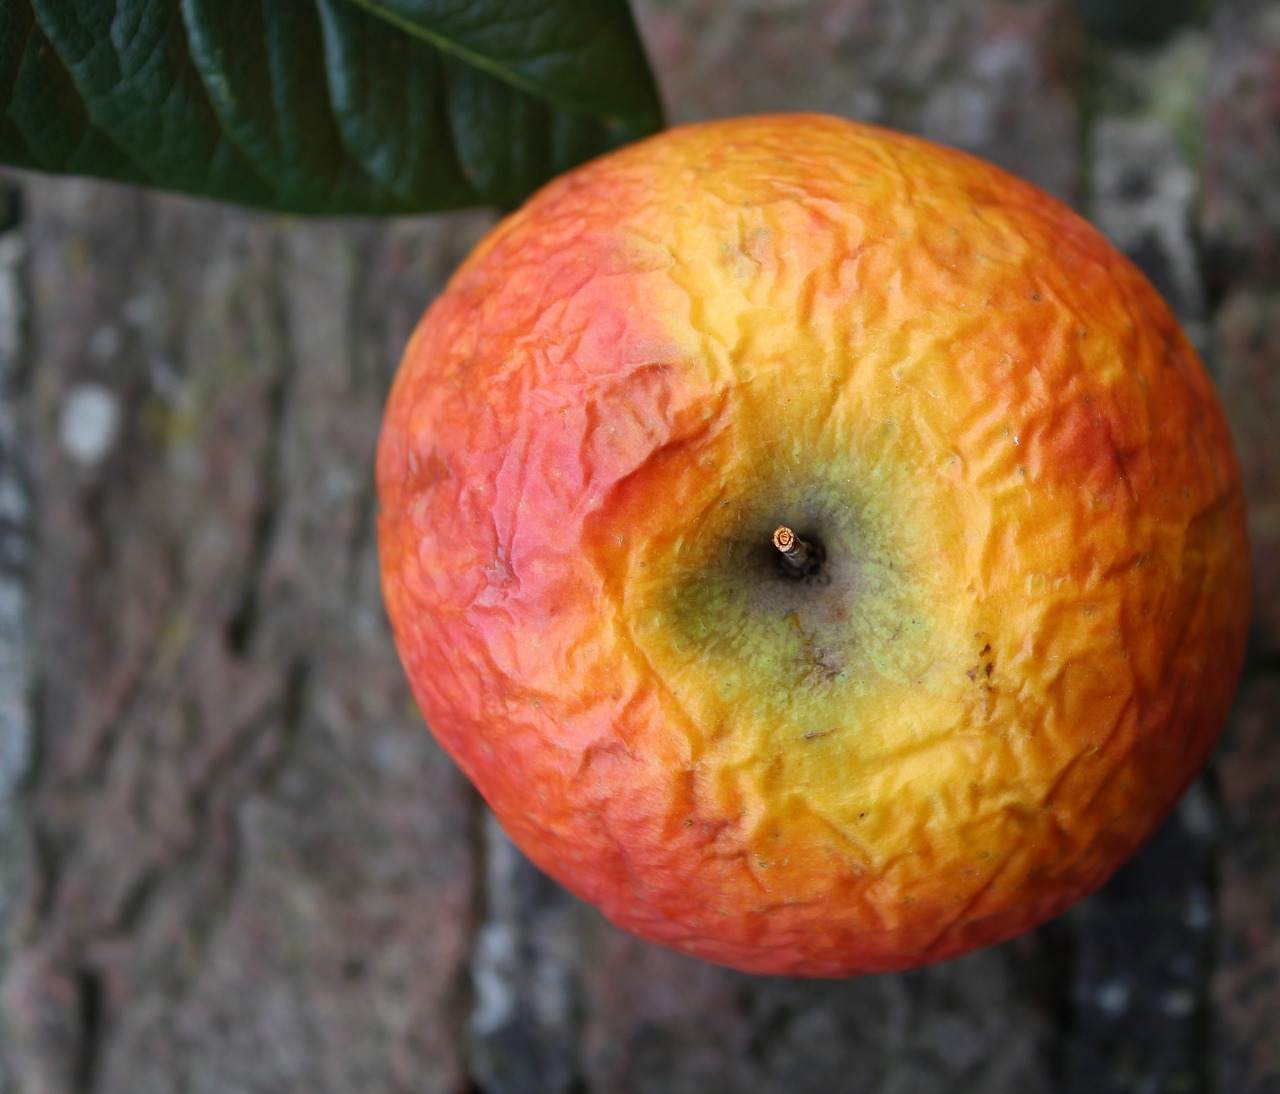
(0, 0, 663, 214)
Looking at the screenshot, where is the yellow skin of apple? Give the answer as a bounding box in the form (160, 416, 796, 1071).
(377, 115, 1250, 977)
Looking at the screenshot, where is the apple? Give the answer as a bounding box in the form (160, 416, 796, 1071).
(377, 114, 1250, 976)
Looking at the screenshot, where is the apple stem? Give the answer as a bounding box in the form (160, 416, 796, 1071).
(773, 525, 816, 576)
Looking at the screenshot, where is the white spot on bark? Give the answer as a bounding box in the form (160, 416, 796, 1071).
(1161, 989, 1197, 1017)
(1095, 980, 1132, 1016)
(60, 384, 121, 464)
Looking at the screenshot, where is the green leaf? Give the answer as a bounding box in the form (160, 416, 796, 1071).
(0, 0, 663, 214)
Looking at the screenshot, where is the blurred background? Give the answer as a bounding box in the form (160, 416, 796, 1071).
(1, 0, 1277, 1091)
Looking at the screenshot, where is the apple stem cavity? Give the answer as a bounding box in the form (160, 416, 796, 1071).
(772, 525, 825, 580)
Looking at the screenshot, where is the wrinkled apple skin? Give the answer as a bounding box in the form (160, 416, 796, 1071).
(377, 115, 1250, 977)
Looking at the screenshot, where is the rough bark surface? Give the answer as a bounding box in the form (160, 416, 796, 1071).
(1, 1, 1277, 1092)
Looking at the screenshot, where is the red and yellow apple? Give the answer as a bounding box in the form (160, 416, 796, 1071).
(376, 115, 1250, 976)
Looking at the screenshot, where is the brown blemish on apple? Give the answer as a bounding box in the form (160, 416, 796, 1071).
(966, 642, 996, 684)
(794, 618, 843, 683)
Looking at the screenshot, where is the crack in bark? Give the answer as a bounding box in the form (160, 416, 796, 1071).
(72, 966, 104, 1094)
(225, 236, 294, 660)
